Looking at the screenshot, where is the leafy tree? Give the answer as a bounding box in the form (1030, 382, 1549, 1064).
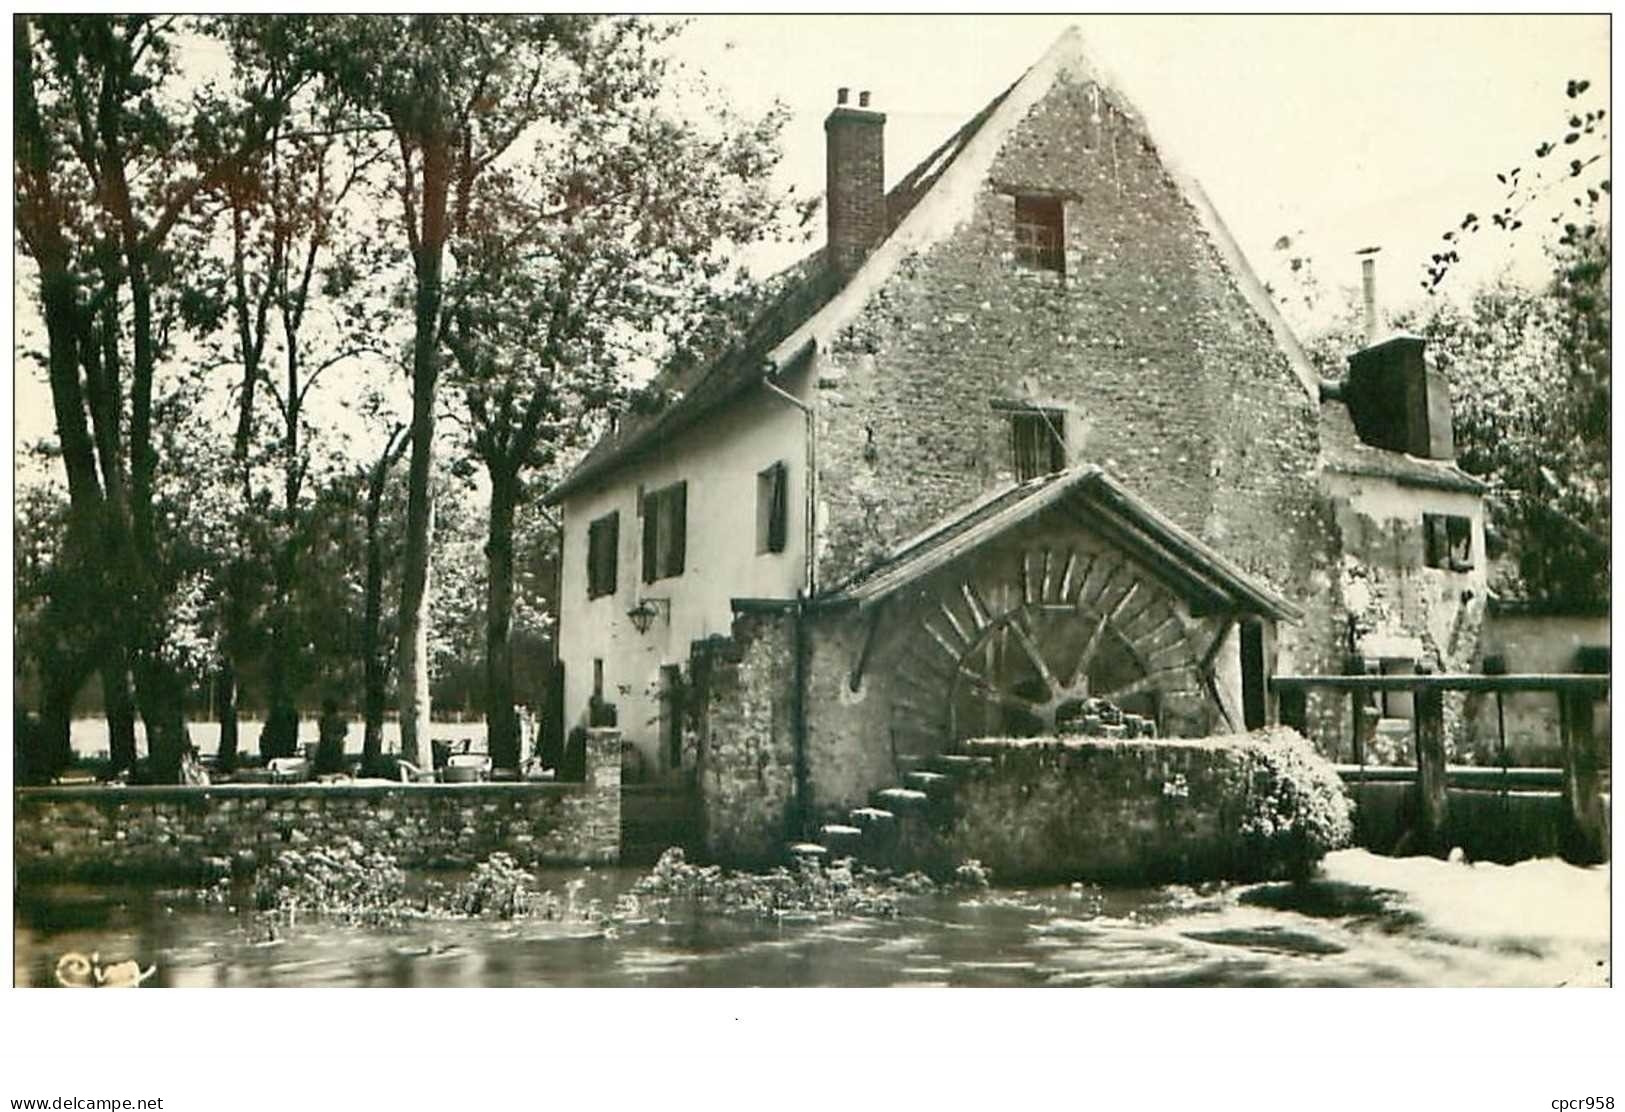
(14, 15, 314, 777)
(315, 14, 600, 764)
(180, 31, 398, 764)
(440, 21, 791, 767)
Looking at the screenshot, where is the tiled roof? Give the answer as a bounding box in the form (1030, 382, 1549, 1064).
(543, 78, 1021, 506)
(1318, 401, 1487, 494)
(818, 465, 1302, 622)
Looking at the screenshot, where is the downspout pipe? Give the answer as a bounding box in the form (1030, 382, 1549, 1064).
(760, 343, 817, 836)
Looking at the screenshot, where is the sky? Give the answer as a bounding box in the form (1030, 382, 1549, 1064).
(9, 14, 1611, 469)
(675, 13, 1610, 306)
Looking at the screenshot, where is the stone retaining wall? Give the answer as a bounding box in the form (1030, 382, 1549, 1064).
(943, 732, 1349, 883)
(15, 728, 621, 881)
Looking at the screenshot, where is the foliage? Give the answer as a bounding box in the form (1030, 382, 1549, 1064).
(1238, 728, 1354, 879)
(1399, 246, 1610, 606)
(250, 839, 411, 927)
(1423, 77, 1608, 293)
(445, 852, 534, 918)
(632, 847, 963, 920)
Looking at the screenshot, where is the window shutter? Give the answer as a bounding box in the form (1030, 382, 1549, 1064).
(642, 493, 658, 583)
(670, 482, 687, 575)
(586, 519, 600, 596)
(767, 464, 788, 553)
(604, 512, 619, 594)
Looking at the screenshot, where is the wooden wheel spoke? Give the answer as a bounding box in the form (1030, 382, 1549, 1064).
(956, 668, 1043, 716)
(1064, 611, 1111, 690)
(1007, 615, 1062, 696)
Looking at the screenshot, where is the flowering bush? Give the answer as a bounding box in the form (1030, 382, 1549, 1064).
(1238, 728, 1354, 879)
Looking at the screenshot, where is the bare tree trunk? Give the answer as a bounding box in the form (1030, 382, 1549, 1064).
(484, 470, 520, 769)
(361, 432, 405, 772)
(215, 661, 240, 771)
(101, 651, 138, 773)
(395, 133, 449, 766)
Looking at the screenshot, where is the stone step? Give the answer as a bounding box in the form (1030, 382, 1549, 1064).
(873, 787, 931, 816)
(848, 806, 896, 828)
(895, 754, 933, 776)
(819, 824, 864, 858)
(787, 842, 828, 861)
(905, 770, 955, 797)
(928, 753, 996, 775)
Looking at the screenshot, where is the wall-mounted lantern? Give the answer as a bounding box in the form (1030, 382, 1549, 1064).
(627, 597, 669, 634)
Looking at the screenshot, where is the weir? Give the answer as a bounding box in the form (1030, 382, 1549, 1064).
(1271, 672, 1609, 864)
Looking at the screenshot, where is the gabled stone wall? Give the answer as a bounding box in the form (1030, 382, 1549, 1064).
(808, 70, 1339, 697)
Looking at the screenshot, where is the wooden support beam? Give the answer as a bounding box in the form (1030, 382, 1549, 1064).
(1560, 689, 1607, 865)
(1413, 687, 1448, 855)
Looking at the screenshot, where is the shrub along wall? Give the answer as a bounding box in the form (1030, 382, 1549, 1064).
(947, 728, 1352, 883)
(14, 729, 622, 882)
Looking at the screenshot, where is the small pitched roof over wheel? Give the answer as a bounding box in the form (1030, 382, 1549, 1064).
(818, 465, 1303, 623)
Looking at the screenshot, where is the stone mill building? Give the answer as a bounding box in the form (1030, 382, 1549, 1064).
(544, 28, 1488, 861)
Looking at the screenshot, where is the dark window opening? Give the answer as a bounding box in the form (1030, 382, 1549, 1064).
(1010, 409, 1067, 481)
(1423, 513, 1473, 571)
(1379, 658, 1416, 720)
(757, 462, 788, 555)
(642, 481, 688, 582)
(1014, 194, 1065, 273)
(586, 512, 619, 598)
(592, 659, 604, 702)
(662, 664, 685, 772)
(1240, 619, 1267, 731)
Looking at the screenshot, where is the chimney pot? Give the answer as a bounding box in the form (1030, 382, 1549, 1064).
(859, 90, 871, 108)
(1361, 256, 1379, 346)
(836, 87, 849, 105)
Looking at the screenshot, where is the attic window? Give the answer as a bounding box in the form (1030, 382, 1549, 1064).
(757, 462, 788, 555)
(586, 511, 619, 599)
(642, 481, 688, 582)
(1014, 194, 1064, 273)
(1010, 408, 1067, 481)
(1423, 513, 1473, 571)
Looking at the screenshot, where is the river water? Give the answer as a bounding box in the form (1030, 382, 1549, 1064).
(13, 851, 1608, 988)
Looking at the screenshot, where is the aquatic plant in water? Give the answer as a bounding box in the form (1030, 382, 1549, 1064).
(631, 847, 982, 920)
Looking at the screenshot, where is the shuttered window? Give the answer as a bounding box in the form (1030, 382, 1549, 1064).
(1422, 513, 1473, 571)
(1011, 409, 1067, 481)
(642, 481, 688, 582)
(757, 462, 788, 555)
(586, 512, 619, 598)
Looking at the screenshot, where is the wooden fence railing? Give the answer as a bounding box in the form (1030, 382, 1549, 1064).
(1269, 673, 1609, 863)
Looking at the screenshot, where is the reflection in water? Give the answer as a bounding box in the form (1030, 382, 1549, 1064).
(13, 851, 1609, 988)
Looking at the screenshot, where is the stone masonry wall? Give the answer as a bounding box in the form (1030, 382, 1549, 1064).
(811, 73, 1335, 669)
(944, 734, 1334, 883)
(14, 729, 621, 881)
(690, 610, 800, 865)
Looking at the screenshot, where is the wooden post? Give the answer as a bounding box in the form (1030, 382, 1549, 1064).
(1413, 687, 1448, 855)
(1279, 686, 1307, 734)
(1559, 689, 1607, 864)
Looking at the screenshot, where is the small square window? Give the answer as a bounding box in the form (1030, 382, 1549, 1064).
(1423, 513, 1473, 571)
(757, 462, 788, 555)
(586, 512, 619, 599)
(642, 481, 688, 582)
(1010, 409, 1067, 481)
(1014, 194, 1065, 273)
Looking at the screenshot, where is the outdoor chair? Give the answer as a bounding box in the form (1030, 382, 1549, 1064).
(442, 754, 492, 784)
(266, 757, 312, 784)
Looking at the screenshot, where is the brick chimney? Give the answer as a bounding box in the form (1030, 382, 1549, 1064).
(825, 87, 886, 275)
